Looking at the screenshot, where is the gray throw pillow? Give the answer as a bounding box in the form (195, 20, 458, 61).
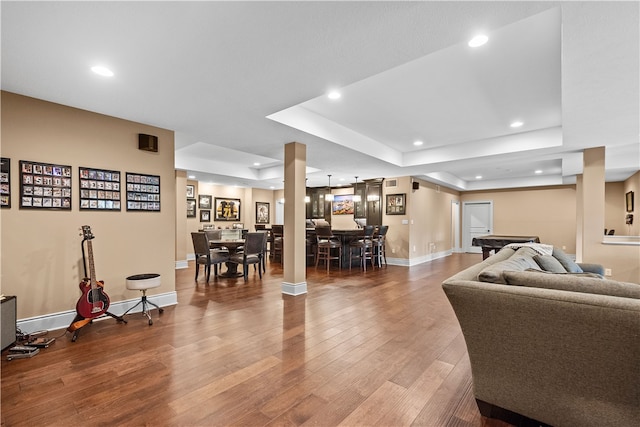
(552, 247, 583, 273)
(477, 255, 541, 284)
(533, 255, 567, 273)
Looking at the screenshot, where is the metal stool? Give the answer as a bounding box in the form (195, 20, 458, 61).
(123, 274, 163, 325)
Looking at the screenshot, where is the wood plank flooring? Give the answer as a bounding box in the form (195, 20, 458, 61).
(1, 254, 512, 426)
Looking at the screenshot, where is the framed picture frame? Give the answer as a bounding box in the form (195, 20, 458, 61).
(200, 209, 210, 222)
(79, 166, 121, 211)
(186, 184, 195, 198)
(214, 197, 241, 221)
(1, 157, 11, 208)
(256, 202, 270, 224)
(386, 193, 406, 215)
(20, 160, 72, 210)
(626, 191, 634, 212)
(198, 194, 212, 209)
(332, 194, 354, 215)
(125, 172, 160, 211)
(187, 198, 196, 218)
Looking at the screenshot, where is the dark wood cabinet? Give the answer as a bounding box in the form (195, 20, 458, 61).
(307, 178, 383, 226)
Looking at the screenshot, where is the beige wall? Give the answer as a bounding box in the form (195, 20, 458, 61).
(180, 182, 277, 259)
(624, 170, 639, 236)
(462, 185, 578, 253)
(408, 178, 460, 260)
(605, 181, 627, 235)
(1, 92, 176, 319)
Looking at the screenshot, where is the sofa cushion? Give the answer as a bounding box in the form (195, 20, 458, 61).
(533, 254, 567, 273)
(503, 270, 640, 299)
(477, 255, 541, 284)
(552, 247, 583, 273)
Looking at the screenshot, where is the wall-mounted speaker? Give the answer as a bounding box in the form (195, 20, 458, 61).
(412, 181, 420, 190)
(138, 134, 158, 152)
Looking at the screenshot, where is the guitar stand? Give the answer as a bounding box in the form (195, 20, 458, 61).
(68, 237, 127, 342)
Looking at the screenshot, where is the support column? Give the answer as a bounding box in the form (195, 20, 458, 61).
(282, 142, 307, 295)
(579, 147, 606, 263)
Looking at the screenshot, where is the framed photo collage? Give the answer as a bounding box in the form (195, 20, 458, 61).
(3, 158, 161, 213)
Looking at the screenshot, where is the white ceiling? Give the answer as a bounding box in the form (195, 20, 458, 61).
(2, 1, 638, 191)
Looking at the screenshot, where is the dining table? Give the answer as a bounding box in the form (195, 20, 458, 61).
(209, 239, 245, 277)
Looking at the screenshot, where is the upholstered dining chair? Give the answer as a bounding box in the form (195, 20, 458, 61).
(315, 226, 342, 272)
(349, 225, 375, 270)
(191, 232, 229, 282)
(271, 224, 284, 263)
(228, 232, 266, 281)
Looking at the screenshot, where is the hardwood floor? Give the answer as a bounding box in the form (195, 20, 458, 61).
(1, 254, 512, 426)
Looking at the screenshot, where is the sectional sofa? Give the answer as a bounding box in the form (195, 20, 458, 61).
(442, 245, 640, 427)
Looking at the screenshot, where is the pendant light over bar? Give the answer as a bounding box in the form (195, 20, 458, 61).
(353, 176, 362, 202)
(326, 174, 334, 201)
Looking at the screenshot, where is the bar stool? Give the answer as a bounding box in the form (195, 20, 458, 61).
(372, 225, 389, 267)
(349, 225, 375, 270)
(123, 274, 163, 325)
(315, 226, 342, 272)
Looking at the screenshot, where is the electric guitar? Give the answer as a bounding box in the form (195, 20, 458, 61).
(75, 225, 110, 319)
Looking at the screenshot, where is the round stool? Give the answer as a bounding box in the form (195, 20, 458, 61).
(123, 274, 163, 325)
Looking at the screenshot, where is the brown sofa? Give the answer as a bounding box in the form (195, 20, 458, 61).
(442, 246, 640, 427)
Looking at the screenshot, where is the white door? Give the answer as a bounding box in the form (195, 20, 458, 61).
(275, 199, 285, 225)
(463, 201, 493, 253)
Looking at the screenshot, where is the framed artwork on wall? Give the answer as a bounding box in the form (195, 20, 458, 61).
(1, 157, 10, 208)
(214, 197, 241, 221)
(125, 172, 160, 211)
(386, 193, 406, 215)
(200, 209, 210, 222)
(20, 160, 72, 210)
(186, 184, 195, 198)
(79, 166, 121, 211)
(198, 194, 212, 209)
(256, 202, 270, 224)
(332, 195, 354, 215)
(626, 191, 634, 212)
(187, 198, 196, 218)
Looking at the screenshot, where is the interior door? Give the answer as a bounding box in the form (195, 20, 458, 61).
(463, 201, 493, 253)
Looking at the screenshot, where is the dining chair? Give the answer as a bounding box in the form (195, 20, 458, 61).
(271, 224, 284, 263)
(349, 225, 375, 270)
(228, 232, 266, 281)
(315, 226, 342, 272)
(191, 232, 229, 282)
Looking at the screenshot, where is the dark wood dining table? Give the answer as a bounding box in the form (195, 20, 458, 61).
(209, 239, 245, 277)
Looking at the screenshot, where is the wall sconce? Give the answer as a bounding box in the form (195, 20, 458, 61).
(326, 174, 334, 201)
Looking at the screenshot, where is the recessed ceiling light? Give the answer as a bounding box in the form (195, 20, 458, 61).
(510, 121, 524, 128)
(269, 186, 275, 189)
(327, 91, 341, 100)
(468, 34, 488, 48)
(413, 140, 423, 146)
(188, 175, 196, 179)
(91, 65, 114, 77)
(253, 162, 260, 166)
(475, 175, 483, 180)
(535, 170, 543, 174)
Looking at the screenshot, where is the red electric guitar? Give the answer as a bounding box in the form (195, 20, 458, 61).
(75, 225, 110, 319)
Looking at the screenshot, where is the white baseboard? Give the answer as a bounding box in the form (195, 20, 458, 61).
(281, 281, 307, 296)
(16, 292, 178, 334)
(387, 250, 452, 267)
(175, 259, 189, 269)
